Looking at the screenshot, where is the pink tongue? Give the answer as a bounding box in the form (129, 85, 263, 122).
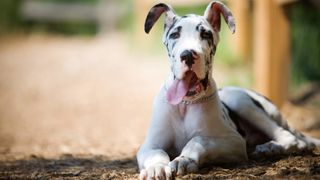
(167, 71, 197, 105)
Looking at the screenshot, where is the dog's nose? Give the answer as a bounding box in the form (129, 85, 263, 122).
(180, 50, 196, 68)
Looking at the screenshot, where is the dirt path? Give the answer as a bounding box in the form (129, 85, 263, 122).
(0, 34, 319, 179)
(1, 150, 319, 179)
(0, 34, 169, 158)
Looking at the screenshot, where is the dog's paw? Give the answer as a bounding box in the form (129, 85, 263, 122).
(252, 138, 310, 157)
(275, 130, 311, 153)
(252, 140, 284, 157)
(169, 156, 198, 176)
(139, 163, 172, 180)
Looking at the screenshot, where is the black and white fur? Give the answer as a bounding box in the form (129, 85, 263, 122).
(137, 1, 320, 180)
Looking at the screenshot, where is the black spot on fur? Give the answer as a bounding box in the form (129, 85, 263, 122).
(200, 30, 213, 40)
(198, 26, 214, 49)
(248, 96, 268, 115)
(165, 17, 178, 38)
(171, 41, 177, 50)
(201, 73, 209, 90)
(221, 102, 246, 137)
(221, 101, 271, 151)
(176, 26, 182, 32)
(205, 54, 211, 66)
(210, 45, 216, 57)
(195, 23, 202, 32)
(256, 92, 273, 104)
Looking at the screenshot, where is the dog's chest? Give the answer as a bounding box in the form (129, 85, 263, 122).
(170, 104, 190, 146)
(169, 103, 218, 152)
(170, 121, 190, 156)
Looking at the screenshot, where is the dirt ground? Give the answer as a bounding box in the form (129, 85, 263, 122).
(0, 150, 320, 179)
(0, 34, 319, 179)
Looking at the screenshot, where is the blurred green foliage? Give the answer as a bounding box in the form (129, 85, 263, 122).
(0, 0, 97, 35)
(290, 2, 320, 86)
(0, 0, 132, 35)
(44, 0, 98, 3)
(2, 0, 317, 89)
(0, 0, 22, 33)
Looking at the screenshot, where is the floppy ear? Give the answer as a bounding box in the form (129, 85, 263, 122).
(144, 3, 176, 34)
(204, 1, 235, 34)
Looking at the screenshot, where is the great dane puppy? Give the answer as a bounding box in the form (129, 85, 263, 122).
(137, 1, 320, 179)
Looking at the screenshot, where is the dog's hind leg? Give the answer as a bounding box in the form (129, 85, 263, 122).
(219, 87, 317, 156)
(243, 88, 320, 148)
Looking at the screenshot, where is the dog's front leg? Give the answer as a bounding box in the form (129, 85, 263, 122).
(169, 135, 247, 175)
(137, 95, 175, 180)
(137, 130, 173, 180)
(137, 147, 172, 180)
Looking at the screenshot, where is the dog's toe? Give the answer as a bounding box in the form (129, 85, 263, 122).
(140, 164, 173, 180)
(169, 156, 198, 176)
(139, 169, 147, 180)
(164, 166, 173, 180)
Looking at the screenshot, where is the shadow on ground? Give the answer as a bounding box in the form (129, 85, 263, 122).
(1, 150, 320, 179)
(0, 154, 138, 179)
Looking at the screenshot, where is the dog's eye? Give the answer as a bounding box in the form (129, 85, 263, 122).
(169, 32, 180, 39)
(200, 31, 213, 40)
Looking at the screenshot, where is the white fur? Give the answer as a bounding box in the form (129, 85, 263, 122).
(137, 83, 247, 180)
(137, 2, 318, 180)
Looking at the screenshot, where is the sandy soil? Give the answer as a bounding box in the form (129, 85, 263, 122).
(0, 34, 319, 179)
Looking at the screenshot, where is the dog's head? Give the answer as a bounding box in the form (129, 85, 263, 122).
(145, 1, 235, 104)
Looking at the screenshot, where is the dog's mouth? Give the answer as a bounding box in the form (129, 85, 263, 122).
(167, 71, 208, 105)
